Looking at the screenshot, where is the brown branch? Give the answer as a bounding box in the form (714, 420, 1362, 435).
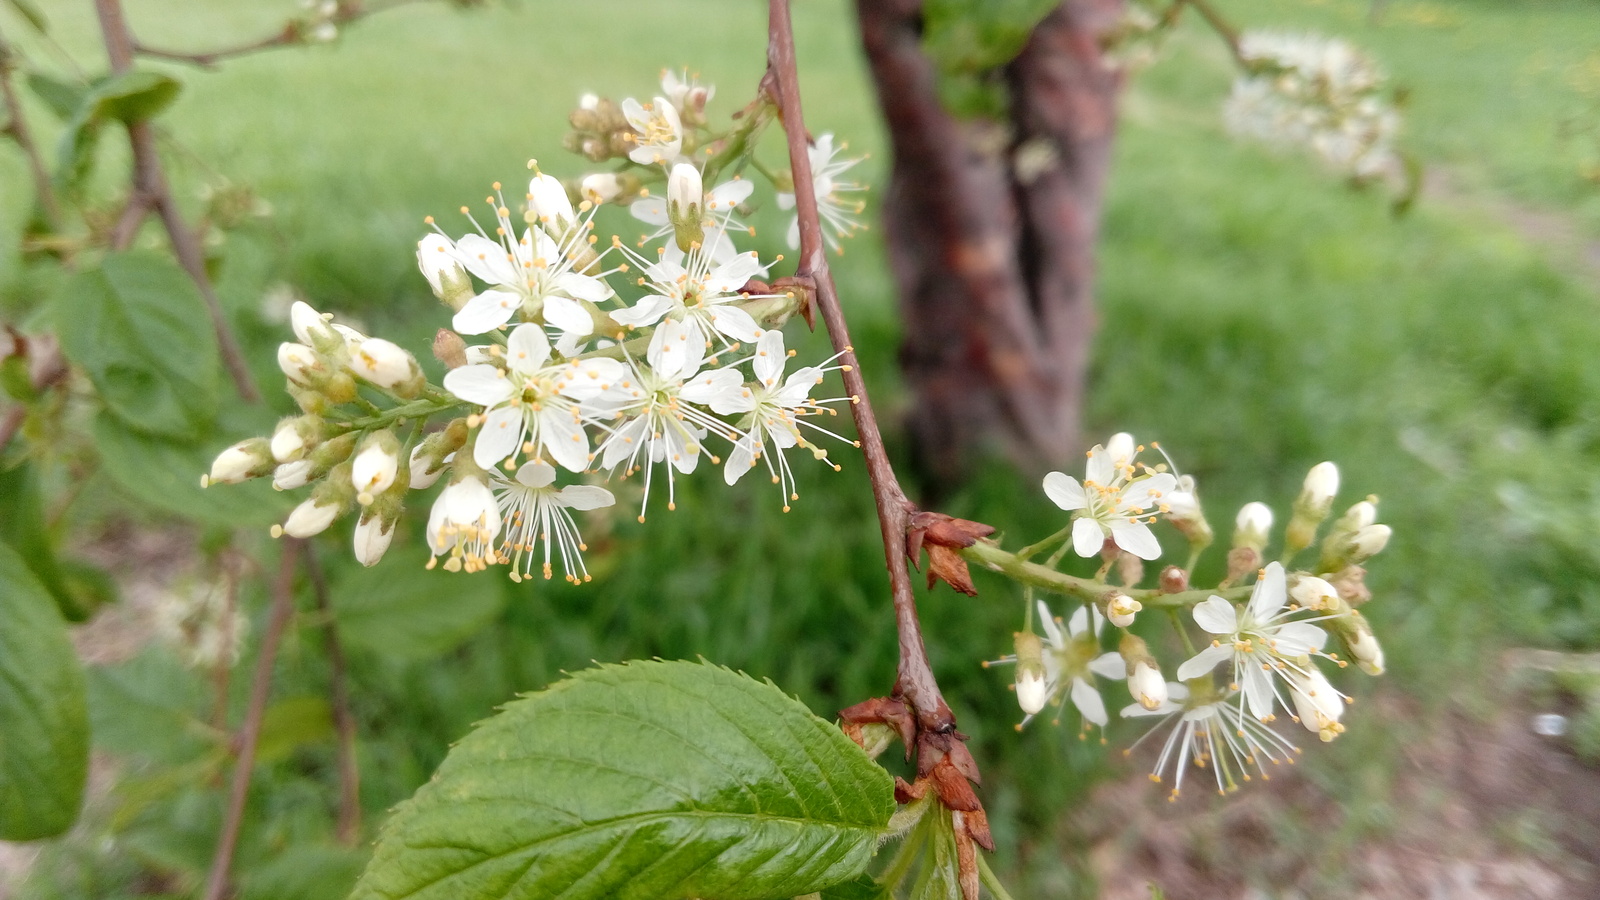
(202, 539, 300, 900)
(1181, 0, 1247, 66)
(0, 35, 64, 234)
(303, 547, 362, 846)
(765, 0, 953, 739)
(132, 27, 298, 70)
(91, 0, 262, 404)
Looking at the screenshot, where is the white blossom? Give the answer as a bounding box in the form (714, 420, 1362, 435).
(620, 96, 683, 166)
(611, 238, 774, 377)
(442, 324, 623, 473)
(493, 462, 614, 583)
(630, 167, 754, 262)
(1042, 438, 1178, 561)
(776, 133, 866, 251)
(426, 474, 501, 573)
(1121, 684, 1301, 799)
(989, 601, 1125, 731)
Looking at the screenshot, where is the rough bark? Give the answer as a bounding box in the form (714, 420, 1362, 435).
(854, 0, 1125, 493)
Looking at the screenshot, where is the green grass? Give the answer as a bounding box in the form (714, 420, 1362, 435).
(6, 0, 1600, 897)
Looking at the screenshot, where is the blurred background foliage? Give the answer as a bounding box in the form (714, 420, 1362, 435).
(4, 0, 1600, 897)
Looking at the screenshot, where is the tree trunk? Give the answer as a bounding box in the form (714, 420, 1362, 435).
(854, 0, 1125, 494)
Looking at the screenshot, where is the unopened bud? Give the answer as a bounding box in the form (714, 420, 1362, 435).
(578, 92, 599, 111)
(1350, 524, 1391, 562)
(1013, 631, 1048, 716)
(1233, 501, 1273, 554)
(206, 438, 274, 486)
(348, 338, 423, 397)
(1105, 432, 1136, 467)
(1226, 546, 1261, 585)
(1159, 565, 1190, 593)
(1348, 624, 1385, 676)
(410, 419, 468, 490)
(1119, 634, 1166, 710)
(1115, 553, 1144, 591)
(433, 329, 467, 369)
(527, 173, 576, 230)
(1105, 591, 1142, 628)
(1289, 669, 1345, 743)
(1329, 565, 1372, 606)
(351, 431, 401, 504)
(290, 300, 337, 346)
(1165, 474, 1215, 551)
(580, 173, 625, 204)
(666, 163, 705, 252)
(1289, 575, 1342, 611)
(278, 342, 323, 386)
(281, 494, 342, 539)
(273, 459, 314, 490)
(1287, 462, 1340, 553)
(270, 415, 324, 462)
(353, 510, 396, 567)
(417, 235, 474, 310)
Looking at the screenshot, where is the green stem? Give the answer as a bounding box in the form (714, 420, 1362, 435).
(1168, 608, 1198, 657)
(959, 541, 1251, 608)
(977, 853, 1018, 900)
(1016, 524, 1072, 562)
(331, 396, 460, 431)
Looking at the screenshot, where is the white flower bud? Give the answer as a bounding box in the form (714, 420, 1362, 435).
(273, 459, 314, 491)
(1105, 432, 1136, 466)
(290, 300, 333, 345)
(281, 497, 340, 538)
(1350, 628, 1384, 676)
(1129, 661, 1167, 711)
(1289, 669, 1345, 742)
(578, 92, 599, 110)
(351, 433, 400, 504)
(580, 173, 624, 204)
(271, 421, 307, 463)
(1289, 575, 1341, 611)
(206, 439, 273, 486)
(1234, 501, 1274, 551)
(1106, 592, 1142, 628)
(409, 444, 445, 490)
(527, 173, 575, 229)
(417, 235, 473, 309)
(1350, 524, 1391, 562)
(348, 338, 418, 391)
(1343, 500, 1376, 530)
(668, 163, 703, 217)
(1016, 670, 1048, 716)
(353, 513, 395, 567)
(277, 342, 321, 385)
(1300, 461, 1340, 510)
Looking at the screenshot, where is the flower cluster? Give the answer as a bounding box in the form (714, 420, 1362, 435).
(988, 436, 1392, 798)
(207, 70, 869, 585)
(1224, 31, 1404, 184)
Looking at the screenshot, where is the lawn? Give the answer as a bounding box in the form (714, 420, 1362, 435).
(3, 0, 1600, 897)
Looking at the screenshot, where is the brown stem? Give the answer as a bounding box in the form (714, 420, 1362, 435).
(202, 539, 300, 900)
(91, 0, 262, 404)
(765, 0, 951, 736)
(0, 35, 64, 234)
(133, 28, 298, 70)
(303, 547, 362, 846)
(1182, 0, 1246, 65)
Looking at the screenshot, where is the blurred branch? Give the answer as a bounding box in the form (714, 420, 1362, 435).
(1178, 0, 1247, 66)
(91, 0, 262, 404)
(202, 539, 300, 900)
(0, 31, 63, 234)
(304, 546, 362, 846)
(130, 0, 440, 70)
(765, 0, 951, 738)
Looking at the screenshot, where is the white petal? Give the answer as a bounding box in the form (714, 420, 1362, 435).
(543, 295, 594, 337)
(538, 407, 589, 472)
(1242, 663, 1275, 720)
(630, 196, 668, 226)
(1072, 517, 1106, 558)
(506, 323, 552, 372)
(724, 432, 759, 484)
(1067, 605, 1089, 637)
(1175, 644, 1232, 681)
(1192, 596, 1238, 635)
(1042, 472, 1087, 511)
(611, 295, 673, 329)
(1089, 651, 1126, 680)
(473, 405, 524, 469)
(776, 191, 796, 211)
(1109, 519, 1162, 560)
(777, 367, 823, 407)
(1275, 622, 1329, 654)
(450, 233, 519, 286)
(515, 461, 557, 488)
(1248, 561, 1289, 623)
(650, 315, 704, 383)
(443, 365, 514, 406)
(752, 330, 786, 388)
(553, 272, 610, 303)
(707, 304, 762, 343)
(1070, 678, 1108, 727)
(705, 252, 765, 292)
(1037, 600, 1064, 647)
(1085, 446, 1114, 486)
(707, 178, 754, 208)
(557, 484, 615, 511)
(1124, 472, 1178, 511)
(452, 289, 521, 335)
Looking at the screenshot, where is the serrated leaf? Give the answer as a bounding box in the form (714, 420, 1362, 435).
(56, 251, 219, 438)
(0, 461, 78, 619)
(351, 660, 894, 900)
(332, 561, 507, 661)
(240, 843, 369, 900)
(0, 543, 88, 839)
(92, 413, 289, 527)
(90, 71, 182, 124)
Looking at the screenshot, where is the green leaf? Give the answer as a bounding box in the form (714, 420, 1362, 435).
(56, 251, 220, 439)
(25, 72, 84, 122)
(90, 71, 182, 124)
(4, 0, 49, 33)
(351, 660, 894, 900)
(821, 873, 891, 900)
(255, 696, 333, 765)
(240, 844, 369, 900)
(0, 461, 78, 619)
(0, 543, 89, 839)
(333, 561, 507, 661)
(92, 413, 289, 527)
(921, 0, 1059, 117)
